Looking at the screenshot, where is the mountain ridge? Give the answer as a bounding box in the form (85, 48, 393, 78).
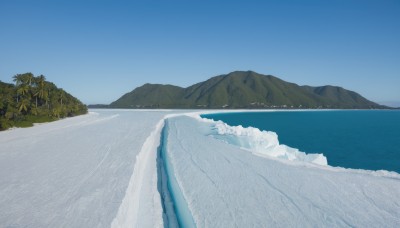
(108, 71, 387, 109)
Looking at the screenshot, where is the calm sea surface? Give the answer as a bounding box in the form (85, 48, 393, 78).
(202, 110, 400, 173)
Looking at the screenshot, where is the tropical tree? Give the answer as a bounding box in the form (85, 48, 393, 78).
(33, 88, 39, 108)
(59, 89, 65, 106)
(17, 84, 30, 97)
(1, 73, 87, 130)
(12, 74, 23, 86)
(0, 87, 14, 115)
(5, 105, 18, 120)
(34, 75, 48, 107)
(12, 74, 24, 103)
(18, 98, 30, 113)
(0, 93, 4, 115)
(21, 73, 35, 86)
(36, 75, 46, 87)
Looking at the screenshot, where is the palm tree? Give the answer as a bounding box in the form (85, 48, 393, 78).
(12, 74, 24, 103)
(16, 85, 30, 114)
(22, 73, 35, 86)
(36, 75, 46, 86)
(12, 74, 23, 86)
(18, 98, 30, 113)
(34, 75, 48, 108)
(33, 88, 39, 108)
(59, 89, 65, 106)
(44, 86, 50, 109)
(17, 84, 30, 97)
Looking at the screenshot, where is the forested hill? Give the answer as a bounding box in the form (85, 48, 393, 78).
(0, 73, 87, 130)
(110, 71, 386, 109)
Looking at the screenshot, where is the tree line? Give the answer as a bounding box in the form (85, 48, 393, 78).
(0, 73, 88, 130)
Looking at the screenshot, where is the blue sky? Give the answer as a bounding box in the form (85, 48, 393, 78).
(1, 0, 399, 105)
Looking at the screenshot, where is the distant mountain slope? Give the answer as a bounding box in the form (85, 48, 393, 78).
(110, 71, 386, 109)
(112, 84, 184, 108)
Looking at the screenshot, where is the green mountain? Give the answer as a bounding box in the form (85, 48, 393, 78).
(110, 71, 386, 109)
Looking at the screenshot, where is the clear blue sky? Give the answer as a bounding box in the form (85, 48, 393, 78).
(1, 0, 399, 106)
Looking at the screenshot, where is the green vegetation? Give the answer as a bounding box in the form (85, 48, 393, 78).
(110, 71, 387, 109)
(0, 73, 87, 131)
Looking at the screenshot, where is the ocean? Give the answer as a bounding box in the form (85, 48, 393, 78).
(202, 110, 400, 173)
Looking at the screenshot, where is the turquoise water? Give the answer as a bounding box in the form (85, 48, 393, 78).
(202, 110, 400, 173)
(161, 120, 196, 227)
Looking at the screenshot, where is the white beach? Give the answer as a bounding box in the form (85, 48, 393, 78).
(0, 109, 399, 227)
